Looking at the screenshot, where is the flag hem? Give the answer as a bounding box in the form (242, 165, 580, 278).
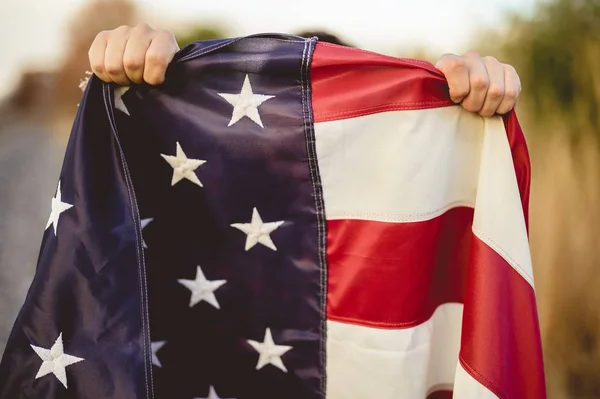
(102, 82, 155, 399)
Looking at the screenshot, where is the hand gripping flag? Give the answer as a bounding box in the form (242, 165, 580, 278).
(0, 34, 546, 399)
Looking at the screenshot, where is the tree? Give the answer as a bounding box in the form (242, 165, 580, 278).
(486, 0, 600, 140)
(54, 0, 139, 122)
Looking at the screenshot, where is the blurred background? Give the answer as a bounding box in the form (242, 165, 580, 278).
(0, 0, 598, 397)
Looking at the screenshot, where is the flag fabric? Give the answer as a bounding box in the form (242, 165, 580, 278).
(0, 34, 546, 399)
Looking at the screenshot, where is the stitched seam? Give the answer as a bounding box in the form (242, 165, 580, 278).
(178, 35, 306, 63)
(326, 201, 475, 223)
(178, 39, 240, 63)
(327, 312, 457, 329)
(314, 101, 455, 122)
(102, 84, 154, 399)
(300, 37, 328, 399)
(319, 100, 453, 116)
(471, 226, 534, 287)
(459, 355, 506, 399)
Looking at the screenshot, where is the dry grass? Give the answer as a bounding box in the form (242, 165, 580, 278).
(528, 131, 600, 398)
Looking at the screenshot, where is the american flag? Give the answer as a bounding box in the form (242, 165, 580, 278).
(0, 34, 546, 398)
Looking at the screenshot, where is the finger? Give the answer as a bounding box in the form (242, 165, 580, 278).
(89, 30, 110, 82)
(435, 54, 470, 103)
(104, 25, 132, 85)
(479, 56, 505, 117)
(496, 64, 521, 114)
(123, 23, 154, 84)
(460, 51, 489, 113)
(143, 30, 180, 85)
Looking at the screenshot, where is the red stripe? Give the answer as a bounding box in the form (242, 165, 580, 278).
(314, 44, 544, 396)
(458, 114, 545, 398)
(326, 207, 472, 327)
(326, 212, 546, 397)
(460, 236, 546, 399)
(503, 111, 530, 231)
(310, 42, 455, 123)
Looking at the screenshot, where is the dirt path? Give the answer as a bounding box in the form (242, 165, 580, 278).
(0, 122, 66, 355)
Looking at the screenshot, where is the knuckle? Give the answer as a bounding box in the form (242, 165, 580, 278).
(450, 87, 469, 100)
(90, 61, 105, 74)
(104, 62, 123, 75)
(486, 86, 504, 99)
(471, 76, 489, 91)
(123, 56, 144, 71)
(145, 49, 169, 67)
(504, 88, 520, 100)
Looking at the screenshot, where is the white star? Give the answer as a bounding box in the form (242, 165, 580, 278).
(231, 207, 284, 251)
(151, 341, 167, 368)
(160, 142, 206, 187)
(45, 181, 73, 236)
(178, 266, 227, 309)
(140, 218, 153, 249)
(195, 386, 235, 399)
(114, 86, 130, 115)
(218, 74, 275, 128)
(30, 333, 84, 389)
(247, 328, 292, 372)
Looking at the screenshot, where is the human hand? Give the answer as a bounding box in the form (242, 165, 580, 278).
(88, 23, 179, 86)
(435, 51, 521, 116)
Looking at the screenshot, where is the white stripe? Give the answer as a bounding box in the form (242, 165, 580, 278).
(315, 106, 534, 285)
(453, 361, 499, 399)
(314, 106, 483, 223)
(318, 108, 534, 397)
(471, 117, 534, 286)
(326, 303, 463, 399)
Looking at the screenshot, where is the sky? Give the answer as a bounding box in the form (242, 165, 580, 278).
(0, 0, 536, 98)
